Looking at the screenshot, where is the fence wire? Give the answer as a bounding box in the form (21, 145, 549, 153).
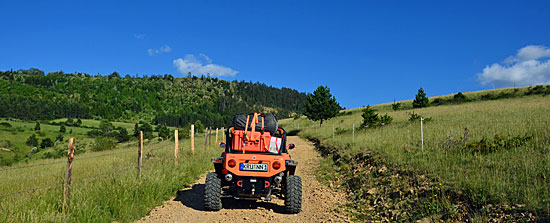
(0, 142, 178, 199)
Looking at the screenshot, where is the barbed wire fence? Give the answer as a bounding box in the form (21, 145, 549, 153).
(0, 127, 215, 206)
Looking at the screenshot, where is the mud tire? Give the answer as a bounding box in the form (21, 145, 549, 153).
(204, 172, 222, 211)
(284, 175, 302, 214)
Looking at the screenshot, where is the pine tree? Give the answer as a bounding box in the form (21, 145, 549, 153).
(133, 123, 140, 136)
(34, 122, 41, 131)
(361, 106, 380, 128)
(40, 138, 53, 149)
(303, 85, 340, 127)
(56, 134, 64, 142)
(412, 87, 429, 108)
(26, 134, 38, 146)
(59, 125, 66, 133)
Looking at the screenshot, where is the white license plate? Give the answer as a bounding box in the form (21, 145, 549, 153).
(240, 163, 268, 172)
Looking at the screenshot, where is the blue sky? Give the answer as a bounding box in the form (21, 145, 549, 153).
(1, 1, 549, 109)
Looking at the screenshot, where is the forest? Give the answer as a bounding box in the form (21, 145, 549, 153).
(0, 68, 307, 127)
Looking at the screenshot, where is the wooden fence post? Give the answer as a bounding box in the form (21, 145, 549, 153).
(208, 128, 212, 145)
(204, 128, 208, 149)
(190, 125, 195, 154)
(63, 137, 75, 214)
(222, 127, 225, 140)
(137, 131, 143, 178)
(174, 129, 179, 162)
(215, 128, 219, 144)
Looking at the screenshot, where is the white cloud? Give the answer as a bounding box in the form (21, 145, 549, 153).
(147, 45, 172, 56)
(134, 34, 145, 40)
(173, 54, 238, 77)
(478, 45, 550, 87)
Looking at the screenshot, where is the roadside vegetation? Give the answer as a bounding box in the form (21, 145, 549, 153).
(0, 134, 219, 223)
(281, 85, 550, 221)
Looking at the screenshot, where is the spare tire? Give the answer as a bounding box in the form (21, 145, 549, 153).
(232, 113, 278, 134)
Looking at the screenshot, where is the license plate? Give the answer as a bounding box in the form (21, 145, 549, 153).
(240, 163, 268, 172)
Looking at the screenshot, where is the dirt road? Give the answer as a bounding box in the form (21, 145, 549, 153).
(137, 136, 350, 223)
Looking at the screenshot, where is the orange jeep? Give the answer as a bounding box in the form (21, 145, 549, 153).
(204, 113, 302, 213)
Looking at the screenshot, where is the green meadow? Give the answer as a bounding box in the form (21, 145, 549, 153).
(280, 88, 550, 217)
(0, 134, 219, 223)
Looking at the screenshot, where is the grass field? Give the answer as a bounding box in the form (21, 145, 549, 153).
(0, 118, 180, 166)
(0, 133, 219, 222)
(280, 92, 550, 218)
(0, 119, 97, 165)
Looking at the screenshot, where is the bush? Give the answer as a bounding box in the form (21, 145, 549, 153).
(55, 134, 64, 142)
(116, 127, 130, 142)
(34, 122, 41, 131)
(26, 134, 39, 146)
(40, 138, 53, 149)
(59, 124, 66, 133)
(380, 114, 393, 126)
(408, 111, 432, 122)
(526, 85, 550, 96)
(0, 122, 12, 128)
(361, 106, 379, 128)
(91, 137, 117, 152)
(453, 92, 467, 102)
(194, 120, 205, 133)
(391, 102, 401, 111)
(158, 125, 171, 140)
(361, 106, 392, 128)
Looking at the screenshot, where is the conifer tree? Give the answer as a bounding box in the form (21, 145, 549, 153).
(304, 85, 340, 127)
(412, 87, 429, 108)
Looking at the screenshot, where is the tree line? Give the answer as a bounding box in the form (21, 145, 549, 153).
(0, 68, 308, 128)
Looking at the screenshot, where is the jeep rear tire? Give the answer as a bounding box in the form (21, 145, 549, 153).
(204, 172, 222, 211)
(284, 175, 302, 214)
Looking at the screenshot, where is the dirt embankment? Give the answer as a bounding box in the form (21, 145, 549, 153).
(137, 136, 350, 223)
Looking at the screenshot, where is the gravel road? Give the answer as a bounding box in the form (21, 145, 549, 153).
(137, 136, 350, 223)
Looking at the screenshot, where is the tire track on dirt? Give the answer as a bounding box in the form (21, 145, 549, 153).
(137, 136, 350, 223)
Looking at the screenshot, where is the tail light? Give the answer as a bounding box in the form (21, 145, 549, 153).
(228, 159, 236, 168)
(273, 161, 281, 170)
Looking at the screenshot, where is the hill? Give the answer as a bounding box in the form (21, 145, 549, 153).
(279, 86, 550, 221)
(0, 68, 307, 127)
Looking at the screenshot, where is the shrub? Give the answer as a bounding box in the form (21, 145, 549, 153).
(361, 106, 379, 128)
(91, 137, 117, 152)
(361, 106, 393, 128)
(158, 125, 171, 140)
(59, 124, 66, 133)
(0, 122, 12, 128)
(34, 122, 41, 131)
(453, 92, 467, 102)
(40, 138, 53, 149)
(26, 134, 39, 146)
(116, 127, 130, 142)
(194, 120, 205, 133)
(380, 114, 393, 126)
(55, 134, 64, 142)
(408, 111, 432, 122)
(391, 102, 401, 111)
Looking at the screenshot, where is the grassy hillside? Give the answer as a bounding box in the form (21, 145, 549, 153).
(0, 68, 307, 127)
(0, 117, 180, 166)
(280, 87, 550, 221)
(0, 134, 220, 223)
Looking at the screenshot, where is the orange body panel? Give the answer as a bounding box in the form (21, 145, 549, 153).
(223, 153, 291, 177)
(231, 130, 272, 153)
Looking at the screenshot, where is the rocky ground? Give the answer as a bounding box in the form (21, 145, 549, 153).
(137, 136, 351, 223)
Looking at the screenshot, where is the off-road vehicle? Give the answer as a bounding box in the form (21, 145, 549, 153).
(204, 113, 302, 213)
